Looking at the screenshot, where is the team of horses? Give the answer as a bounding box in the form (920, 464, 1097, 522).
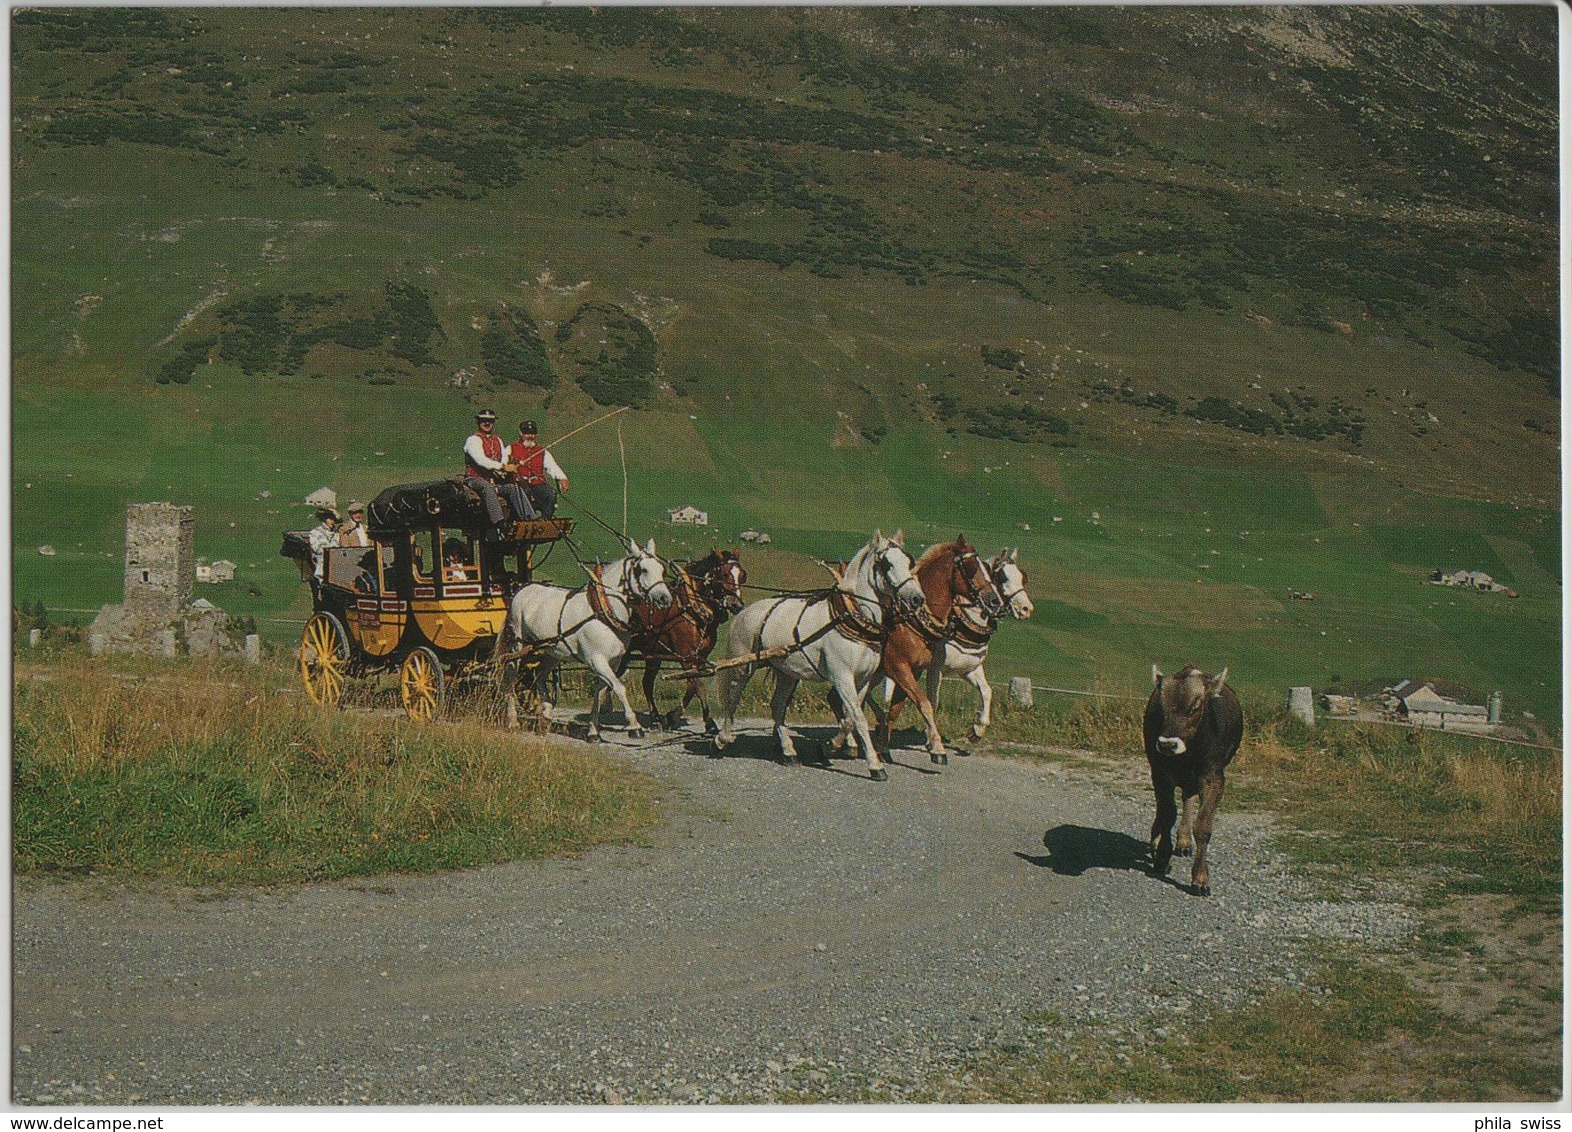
(503, 530, 1033, 779)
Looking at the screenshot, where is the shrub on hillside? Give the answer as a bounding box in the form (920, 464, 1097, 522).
(556, 302, 658, 408)
(481, 310, 555, 389)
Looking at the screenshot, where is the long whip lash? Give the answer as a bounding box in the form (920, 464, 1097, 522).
(618, 417, 629, 536)
(542, 405, 631, 451)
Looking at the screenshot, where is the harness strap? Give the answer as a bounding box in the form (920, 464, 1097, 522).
(626, 565, 718, 667)
(899, 600, 950, 644)
(586, 565, 633, 636)
(948, 605, 997, 650)
(827, 588, 887, 648)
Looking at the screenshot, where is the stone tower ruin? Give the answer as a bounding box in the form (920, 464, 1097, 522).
(123, 503, 195, 618)
(89, 502, 235, 658)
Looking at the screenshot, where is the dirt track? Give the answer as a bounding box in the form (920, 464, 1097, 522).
(11, 720, 1415, 1105)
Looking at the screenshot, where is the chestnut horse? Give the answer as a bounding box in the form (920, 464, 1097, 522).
(874, 548, 1034, 749)
(615, 548, 746, 733)
(829, 536, 1004, 765)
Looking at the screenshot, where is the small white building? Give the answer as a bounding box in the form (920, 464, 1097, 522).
(209, 559, 237, 583)
(668, 505, 709, 526)
(305, 486, 337, 511)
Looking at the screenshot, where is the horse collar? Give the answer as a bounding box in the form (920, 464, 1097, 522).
(587, 567, 632, 635)
(829, 588, 885, 647)
(948, 602, 996, 648)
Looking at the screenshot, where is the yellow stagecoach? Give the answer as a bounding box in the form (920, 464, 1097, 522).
(282, 479, 572, 721)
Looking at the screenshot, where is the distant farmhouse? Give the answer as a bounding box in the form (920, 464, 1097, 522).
(196, 558, 237, 583)
(1430, 567, 1517, 597)
(1383, 680, 1495, 732)
(667, 505, 708, 526)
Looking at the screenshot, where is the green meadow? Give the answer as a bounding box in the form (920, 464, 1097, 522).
(10, 7, 1559, 727)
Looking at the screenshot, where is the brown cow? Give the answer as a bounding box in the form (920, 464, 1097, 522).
(1143, 664, 1244, 896)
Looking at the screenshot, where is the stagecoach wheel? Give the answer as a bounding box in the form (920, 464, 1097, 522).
(299, 613, 350, 708)
(400, 647, 445, 724)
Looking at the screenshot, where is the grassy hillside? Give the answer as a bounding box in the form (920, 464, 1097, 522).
(10, 7, 1560, 723)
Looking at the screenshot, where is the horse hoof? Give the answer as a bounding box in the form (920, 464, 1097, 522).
(665, 710, 685, 729)
(930, 751, 948, 766)
(968, 727, 985, 742)
(1192, 884, 1211, 898)
(628, 728, 644, 740)
(587, 733, 604, 744)
(713, 734, 732, 752)
(781, 754, 800, 767)
(704, 719, 720, 736)
(869, 767, 889, 782)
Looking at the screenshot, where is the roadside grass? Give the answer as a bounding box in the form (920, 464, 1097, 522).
(12, 655, 661, 886)
(910, 950, 1557, 1103)
(965, 688, 1561, 907)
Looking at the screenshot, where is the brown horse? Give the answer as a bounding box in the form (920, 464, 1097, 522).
(829, 536, 1003, 766)
(616, 548, 746, 733)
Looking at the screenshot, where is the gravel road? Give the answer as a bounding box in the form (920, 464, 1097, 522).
(11, 720, 1416, 1105)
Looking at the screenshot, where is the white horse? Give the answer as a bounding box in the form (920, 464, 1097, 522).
(869, 547, 1034, 744)
(506, 538, 673, 740)
(714, 530, 925, 781)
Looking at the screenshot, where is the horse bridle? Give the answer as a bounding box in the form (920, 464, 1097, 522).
(871, 544, 923, 607)
(701, 553, 746, 613)
(615, 552, 667, 606)
(953, 547, 1005, 617)
(992, 560, 1027, 612)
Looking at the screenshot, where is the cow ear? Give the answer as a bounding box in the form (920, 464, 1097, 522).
(1207, 667, 1230, 697)
(1152, 664, 1164, 687)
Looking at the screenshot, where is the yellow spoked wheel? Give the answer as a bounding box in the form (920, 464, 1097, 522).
(299, 613, 350, 708)
(400, 647, 445, 724)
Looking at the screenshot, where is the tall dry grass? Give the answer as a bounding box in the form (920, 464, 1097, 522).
(13, 657, 660, 885)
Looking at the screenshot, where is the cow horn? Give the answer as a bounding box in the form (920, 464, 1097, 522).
(1152, 664, 1164, 686)
(1208, 667, 1230, 696)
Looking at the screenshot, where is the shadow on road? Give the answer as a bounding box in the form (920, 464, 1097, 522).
(1019, 824, 1152, 876)
(673, 725, 943, 779)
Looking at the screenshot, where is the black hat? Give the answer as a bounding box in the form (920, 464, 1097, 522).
(475, 408, 497, 422)
(518, 419, 537, 434)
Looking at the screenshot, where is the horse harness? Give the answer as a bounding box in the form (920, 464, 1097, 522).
(626, 562, 727, 665)
(893, 547, 1000, 646)
(946, 602, 998, 651)
(546, 559, 660, 643)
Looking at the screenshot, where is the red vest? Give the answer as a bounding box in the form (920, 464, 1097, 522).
(465, 431, 504, 478)
(509, 440, 548, 485)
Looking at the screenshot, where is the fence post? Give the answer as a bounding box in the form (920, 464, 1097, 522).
(27, 628, 41, 648)
(244, 634, 262, 665)
(1009, 676, 1034, 709)
(1287, 686, 1315, 727)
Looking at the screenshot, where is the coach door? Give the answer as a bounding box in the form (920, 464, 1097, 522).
(351, 540, 407, 658)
